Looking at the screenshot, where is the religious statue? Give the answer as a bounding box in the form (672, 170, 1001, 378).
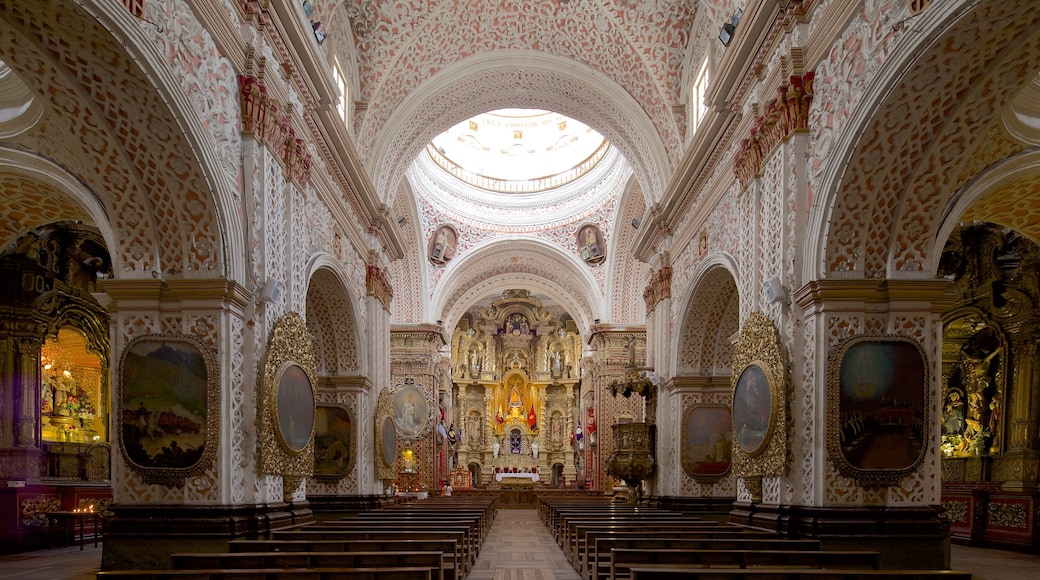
(531, 440, 539, 459)
(492, 439, 500, 458)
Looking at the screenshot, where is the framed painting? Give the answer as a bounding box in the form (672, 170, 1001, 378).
(392, 385, 430, 440)
(313, 404, 354, 481)
(681, 405, 732, 481)
(258, 312, 318, 488)
(118, 335, 218, 483)
(827, 335, 929, 485)
(729, 312, 787, 479)
(732, 363, 775, 456)
(274, 362, 315, 453)
(379, 415, 397, 470)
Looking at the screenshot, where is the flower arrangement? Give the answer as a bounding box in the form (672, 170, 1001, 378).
(65, 394, 80, 415)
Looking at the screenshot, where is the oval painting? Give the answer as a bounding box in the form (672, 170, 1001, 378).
(732, 363, 773, 455)
(276, 363, 315, 452)
(380, 415, 397, 468)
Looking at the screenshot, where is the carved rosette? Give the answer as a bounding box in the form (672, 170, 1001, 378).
(730, 312, 788, 478)
(643, 266, 672, 314)
(258, 312, 318, 491)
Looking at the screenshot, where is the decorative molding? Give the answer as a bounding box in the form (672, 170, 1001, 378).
(238, 56, 313, 190)
(643, 266, 673, 314)
(366, 265, 393, 312)
(734, 72, 815, 188)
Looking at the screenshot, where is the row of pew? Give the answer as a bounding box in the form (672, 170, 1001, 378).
(96, 496, 496, 580)
(538, 496, 972, 580)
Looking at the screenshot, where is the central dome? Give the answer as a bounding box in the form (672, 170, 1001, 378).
(428, 109, 607, 193)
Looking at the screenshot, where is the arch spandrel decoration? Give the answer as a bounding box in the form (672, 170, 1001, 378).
(730, 312, 788, 481)
(258, 312, 318, 500)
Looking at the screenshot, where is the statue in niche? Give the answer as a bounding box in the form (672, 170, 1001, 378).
(467, 345, 482, 378)
(428, 225, 457, 265)
(578, 224, 605, 265)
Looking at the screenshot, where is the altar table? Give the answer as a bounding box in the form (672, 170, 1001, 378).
(495, 472, 540, 482)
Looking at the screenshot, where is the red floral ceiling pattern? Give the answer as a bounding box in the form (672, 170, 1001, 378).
(346, 0, 696, 163)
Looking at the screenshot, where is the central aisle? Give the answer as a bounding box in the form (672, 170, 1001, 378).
(467, 508, 581, 580)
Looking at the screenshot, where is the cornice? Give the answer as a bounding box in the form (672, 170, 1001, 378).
(794, 278, 958, 313)
(320, 375, 372, 394)
(390, 324, 448, 349)
(186, 0, 248, 72)
(97, 278, 251, 310)
(229, 1, 401, 261)
(669, 374, 732, 394)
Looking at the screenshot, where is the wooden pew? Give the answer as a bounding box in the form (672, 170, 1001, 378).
(227, 537, 459, 579)
(581, 529, 783, 579)
(626, 568, 973, 580)
(171, 551, 446, 580)
(256, 530, 468, 576)
(609, 548, 880, 580)
(96, 566, 435, 579)
(285, 523, 475, 572)
(587, 538, 823, 580)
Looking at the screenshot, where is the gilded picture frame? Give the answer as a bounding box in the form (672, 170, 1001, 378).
(681, 404, 732, 482)
(117, 334, 219, 485)
(258, 313, 318, 487)
(313, 404, 355, 482)
(730, 312, 788, 478)
(827, 335, 929, 485)
(374, 386, 397, 481)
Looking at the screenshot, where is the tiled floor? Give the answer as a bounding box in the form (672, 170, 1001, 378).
(3, 510, 1040, 579)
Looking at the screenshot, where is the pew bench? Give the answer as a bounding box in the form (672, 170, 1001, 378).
(96, 566, 435, 579)
(626, 568, 974, 580)
(608, 549, 881, 580)
(171, 551, 446, 580)
(229, 537, 462, 579)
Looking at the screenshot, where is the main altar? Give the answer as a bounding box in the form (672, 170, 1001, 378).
(450, 291, 582, 487)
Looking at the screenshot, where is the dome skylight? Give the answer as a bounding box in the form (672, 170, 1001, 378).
(428, 109, 608, 194)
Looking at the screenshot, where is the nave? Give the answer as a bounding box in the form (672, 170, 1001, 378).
(2, 508, 1040, 580)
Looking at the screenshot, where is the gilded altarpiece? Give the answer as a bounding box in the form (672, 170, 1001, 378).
(938, 223, 1040, 551)
(450, 291, 581, 487)
(389, 326, 447, 492)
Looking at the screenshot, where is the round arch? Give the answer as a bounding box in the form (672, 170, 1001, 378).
(673, 254, 741, 376)
(0, 148, 117, 259)
(368, 51, 671, 208)
(807, 1, 1040, 281)
(432, 237, 604, 340)
(933, 149, 1040, 264)
(305, 255, 367, 378)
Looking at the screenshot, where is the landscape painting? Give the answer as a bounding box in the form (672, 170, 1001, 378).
(120, 337, 210, 471)
(682, 405, 732, 480)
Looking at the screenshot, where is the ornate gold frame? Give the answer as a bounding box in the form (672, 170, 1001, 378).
(730, 312, 787, 478)
(681, 404, 732, 482)
(374, 387, 397, 481)
(117, 334, 219, 486)
(258, 313, 317, 492)
(826, 334, 929, 486)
